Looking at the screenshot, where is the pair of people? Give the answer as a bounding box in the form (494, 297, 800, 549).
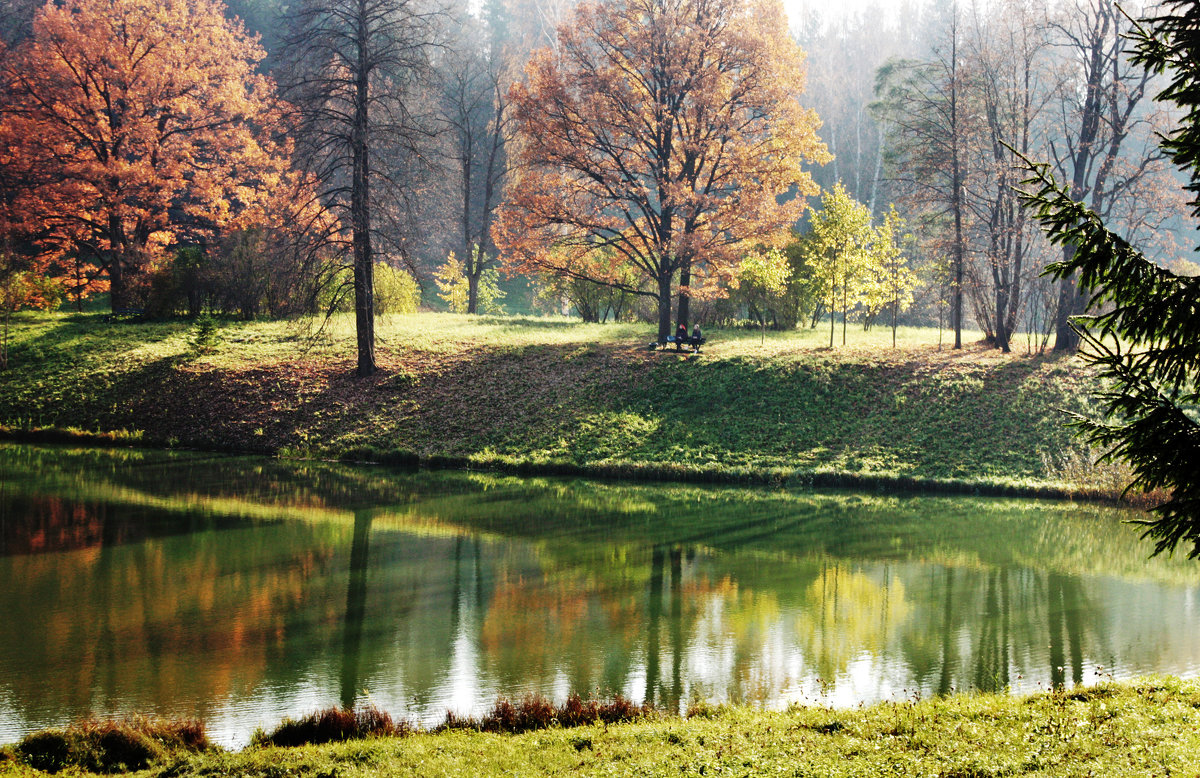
(673, 322, 703, 352)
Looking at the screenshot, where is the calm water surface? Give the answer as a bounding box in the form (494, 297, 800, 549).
(0, 444, 1197, 746)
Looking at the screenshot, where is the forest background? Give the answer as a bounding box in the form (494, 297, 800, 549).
(2, 0, 1197, 367)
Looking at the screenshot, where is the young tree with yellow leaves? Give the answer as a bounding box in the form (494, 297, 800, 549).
(800, 183, 874, 348)
(860, 207, 916, 348)
(0, 0, 292, 312)
(495, 0, 830, 341)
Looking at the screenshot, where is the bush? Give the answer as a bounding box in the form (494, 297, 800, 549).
(440, 694, 653, 734)
(15, 717, 209, 773)
(374, 262, 420, 315)
(251, 706, 410, 747)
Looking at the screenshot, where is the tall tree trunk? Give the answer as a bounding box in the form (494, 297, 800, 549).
(656, 271, 672, 343)
(841, 274, 848, 346)
(675, 254, 691, 331)
(462, 125, 476, 313)
(467, 264, 480, 314)
(106, 214, 128, 312)
(1053, 250, 1083, 352)
(352, 4, 376, 377)
(949, 12, 964, 350)
(995, 283, 1011, 353)
(108, 253, 126, 312)
(828, 273, 836, 348)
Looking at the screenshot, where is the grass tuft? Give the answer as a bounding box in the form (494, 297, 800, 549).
(251, 706, 410, 748)
(438, 694, 653, 734)
(14, 716, 209, 773)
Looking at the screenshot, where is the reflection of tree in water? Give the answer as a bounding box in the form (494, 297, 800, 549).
(797, 563, 911, 685)
(644, 546, 686, 711)
(1048, 573, 1088, 688)
(340, 511, 372, 708)
(0, 517, 345, 726)
(895, 565, 1099, 697)
(973, 570, 1009, 692)
(961, 568, 1095, 693)
(0, 444, 1173, 738)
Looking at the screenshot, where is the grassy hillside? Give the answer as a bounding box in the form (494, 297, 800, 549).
(0, 311, 1110, 495)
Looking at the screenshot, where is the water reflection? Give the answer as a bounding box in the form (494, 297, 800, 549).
(0, 444, 1197, 747)
(341, 511, 372, 709)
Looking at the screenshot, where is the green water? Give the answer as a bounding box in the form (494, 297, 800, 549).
(0, 443, 1195, 747)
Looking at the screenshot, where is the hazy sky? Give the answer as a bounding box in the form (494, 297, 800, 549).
(783, 0, 911, 32)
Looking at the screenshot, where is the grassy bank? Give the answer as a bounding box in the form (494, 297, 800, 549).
(0, 311, 1112, 496)
(4, 680, 1200, 776)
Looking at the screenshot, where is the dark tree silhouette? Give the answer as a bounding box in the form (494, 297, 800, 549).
(283, 0, 443, 376)
(1017, 0, 1200, 556)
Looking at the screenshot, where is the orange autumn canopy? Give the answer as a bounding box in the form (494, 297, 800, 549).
(0, 0, 290, 310)
(495, 0, 830, 338)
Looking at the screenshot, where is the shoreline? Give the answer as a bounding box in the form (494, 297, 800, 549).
(3, 678, 1200, 776)
(0, 423, 1140, 506)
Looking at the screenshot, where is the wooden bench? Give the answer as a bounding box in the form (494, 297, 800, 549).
(104, 308, 144, 322)
(647, 335, 706, 352)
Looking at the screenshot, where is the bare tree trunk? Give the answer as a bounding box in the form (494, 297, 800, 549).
(352, 1, 376, 377)
(467, 256, 480, 313)
(950, 21, 965, 351)
(1053, 252, 1083, 352)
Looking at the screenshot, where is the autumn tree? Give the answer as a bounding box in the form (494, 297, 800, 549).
(534, 245, 641, 321)
(495, 0, 830, 341)
(435, 248, 506, 314)
(735, 248, 791, 343)
(800, 183, 875, 348)
(860, 206, 917, 347)
(0, 0, 290, 313)
(283, 0, 443, 376)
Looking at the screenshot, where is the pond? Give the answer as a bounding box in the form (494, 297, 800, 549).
(0, 443, 1197, 747)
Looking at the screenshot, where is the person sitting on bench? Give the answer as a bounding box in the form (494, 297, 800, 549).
(674, 322, 688, 351)
(690, 323, 703, 351)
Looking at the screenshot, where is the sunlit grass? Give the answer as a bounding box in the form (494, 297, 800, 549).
(7, 679, 1200, 777)
(0, 309, 1107, 494)
(4, 309, 1037, 364)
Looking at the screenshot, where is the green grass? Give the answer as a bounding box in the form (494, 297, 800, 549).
(4, 680, 1200, 776)
(0, 310, 1110, 495)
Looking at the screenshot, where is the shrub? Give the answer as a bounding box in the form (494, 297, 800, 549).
(16, 729, 80, 773)
(15, 717, 209, 773)
(252, 706, 409, 748)
(374, 262, 420, 315)
(440, 694, 653, 734)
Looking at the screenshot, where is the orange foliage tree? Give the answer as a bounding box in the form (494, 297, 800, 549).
(0, 0, 290, 311)
(494, 0, 831, 340)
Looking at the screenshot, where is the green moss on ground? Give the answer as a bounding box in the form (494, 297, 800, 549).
(0, 311, 1102, 495)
